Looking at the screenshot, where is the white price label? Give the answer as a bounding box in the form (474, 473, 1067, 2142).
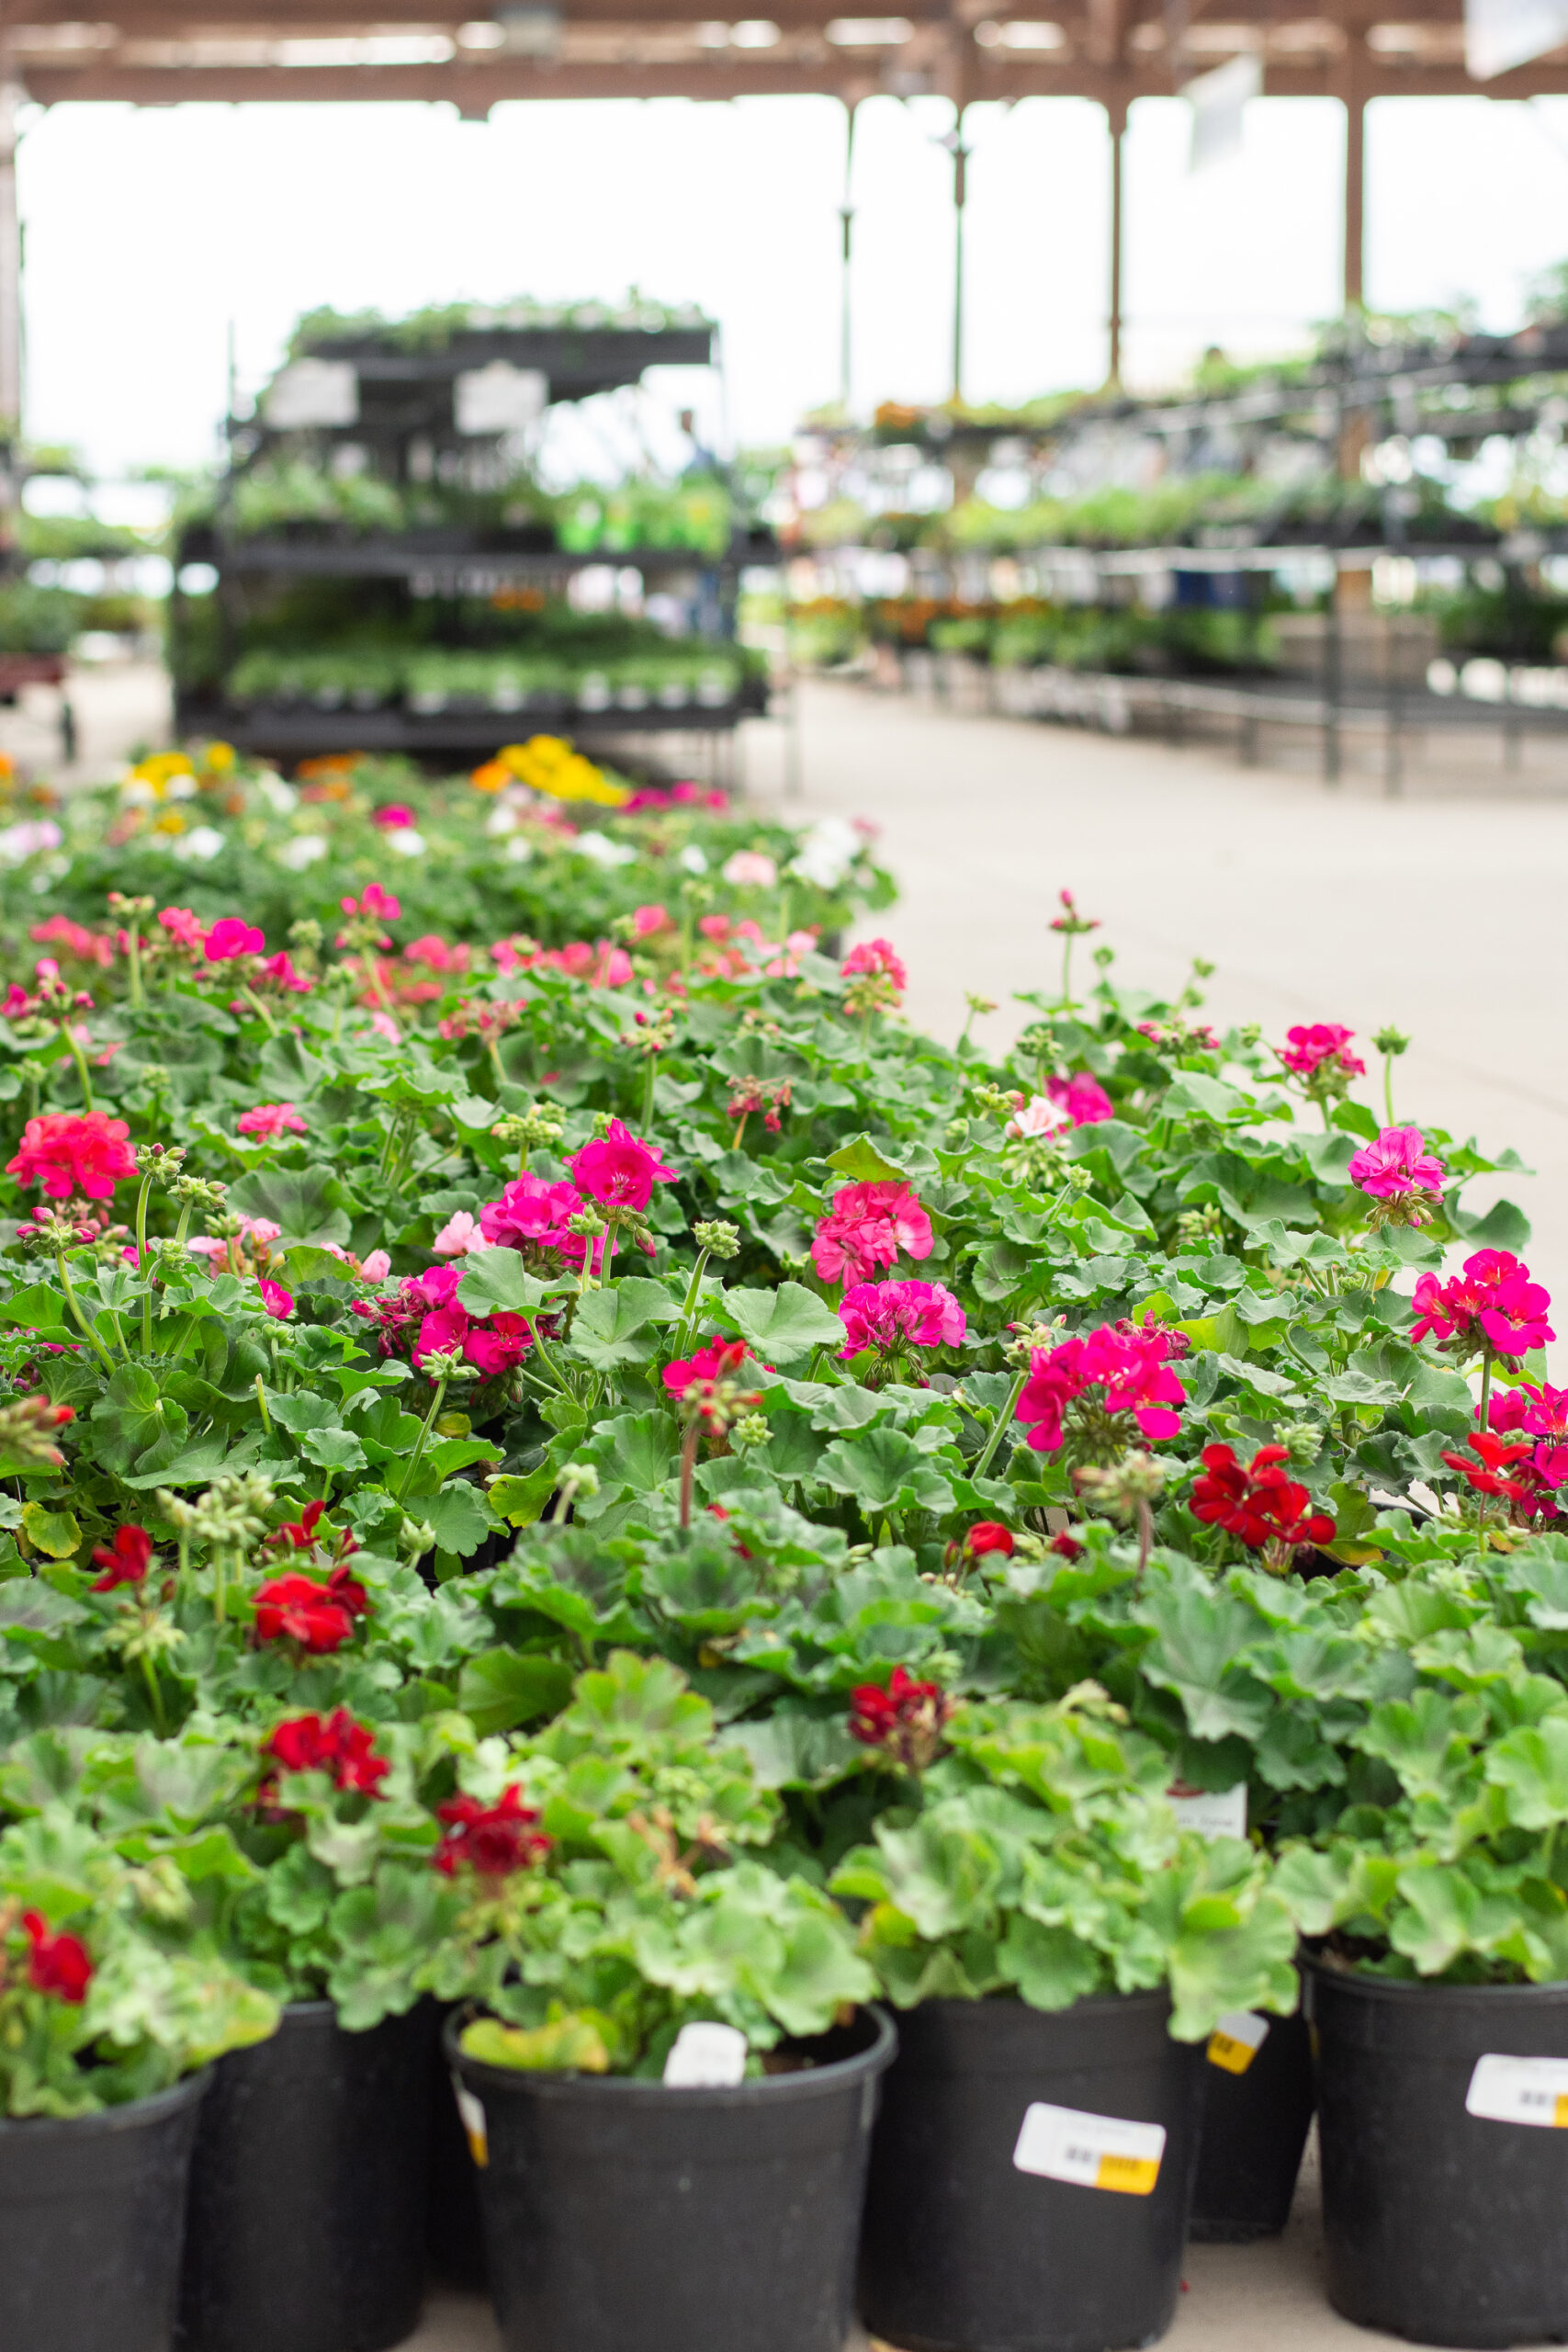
(452, 2077, 489, 2168)
(1167, 1781, 1247, 1839)
(663, 2021, 749, 2087)
(1208, 2011, 1270, 2075)
(1466, 2054, 1568, 2129)
(1012, 2100, 1166, 2196)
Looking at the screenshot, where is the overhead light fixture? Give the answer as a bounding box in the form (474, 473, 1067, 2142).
(457, 20, 506, 46)
(493, 5, 562, 57)
(974, 19, 1066, 47)
(826, 17, 913, 42)
(728, 20, 782, 45)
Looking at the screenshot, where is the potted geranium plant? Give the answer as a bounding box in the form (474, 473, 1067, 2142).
(829, 1679, 1297, 2352)
(423, 1650, 892, 2352)
(0, 1811, 276, 2352)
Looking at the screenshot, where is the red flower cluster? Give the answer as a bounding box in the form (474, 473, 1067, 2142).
(672, 1338, 761, 1435)
(6, 1110, 136, 1201)
(849, 1667, 953, 1771)
(1015, 1319, 1187, 1455)
(661, 1334, 757, 1399)
(1279, 1023, 1366, 1082)
(434, 1786, 552, 1880)
(1412, 1250, 1555, 1362)
(1442, 1431, 1558, 1520)
(1190, 1443, 1337, 1554)
(253, 1564, 370, 1654)
(260, 1709, 389, 1798)
(91, 1524, 153, 1592)
(20, 1911, 93, 2003)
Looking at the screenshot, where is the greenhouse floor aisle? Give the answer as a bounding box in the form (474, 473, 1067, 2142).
(744, 678, 1568, 1359)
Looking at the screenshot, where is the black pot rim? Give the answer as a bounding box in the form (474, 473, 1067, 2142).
(1303, 1954, 1568, 2007)
(904, 1988, 1174, 2021)
(446, 2002, 897, 2107)
(0, 2063, 211, 2140)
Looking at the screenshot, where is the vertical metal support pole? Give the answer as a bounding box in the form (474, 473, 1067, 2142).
(1384, 611, 1404, 796)
(950, 107, 968, 404)
(1107, 101, 1127, 387)
(784, 670, 804, 797)
(839, 104, 856, 413)
(1323, 558, 1342, 785)
(0, 73, 22, 438)
(1343, 86, 1365, 313)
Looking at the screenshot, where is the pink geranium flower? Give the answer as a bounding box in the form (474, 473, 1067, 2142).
(631, 904, 671, 938)
(433, 1210, 491, 1258)
(343, 885, 401, 922)
(258, 951, 313, 995)
(1046, 1071, 1114, 1127)
(204, 918, 265, 962)
(1279, 1023, 1366, 1081)
(840, 937, 908, 996)
(6, 1111, 136, 1201)
(259, 1281, 295, 1319)
(1015, 1319, 1187, 1453)
(158, 906, 207, 953)
(1411, 1250, 1555, 1361)
(662, 1334, 759, 1397)
(811, 1181, 933, 1285)
(238, 1102, 308, 1140)
(480, 1172, 589, 1267)
(570, 1120, 676, 1212)
(1348, 1125, 1445, 1201)
(367, 1012, 401, 1045)
(1006, 1096, 1071, 1142)
(838, 1278, 965, 1361)
(372, 804, 416, 830)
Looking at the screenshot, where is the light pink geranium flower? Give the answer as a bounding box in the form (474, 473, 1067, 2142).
(840, 937, 908, 997)
(1348, 1125, 1445, 1201)
(237, 1102, 308, 1140)
(811, 1181, 933, 1285)
(1006, 1095, 1070, 1142)
(721, 851, 778, 889)
(838, 1278, 966, 1360)
(433, 1211, 491, 1258)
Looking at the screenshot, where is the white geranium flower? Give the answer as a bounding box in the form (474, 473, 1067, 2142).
(170, 826, 225, 864)
(276, 833, 329, 871)
(790, 816, 859, 890)
(504, 836, 533, 864)
(574, 830, 637, 868)
(678, 844, 709, 876)
(387, 828, 427, 858)
(484, 805, 518, 837)
(256, 773, 299, 815)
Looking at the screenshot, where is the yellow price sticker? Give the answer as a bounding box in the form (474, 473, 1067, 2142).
(1094, 2153, 1160, 2196)
(1208, 2030, 1258, 2076)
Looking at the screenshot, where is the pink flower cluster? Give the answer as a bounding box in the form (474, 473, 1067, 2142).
(343, 885, 401, 923)
(694, 914, 818, 982)
(1486, 1381, 1568, 1499)
(1015, 1319, 1188, 1453)
(811, 1181, 933, 1285)
(839, 1278, 965, 1361)
(840, 937, 908, 997)
(479, 1171, 590, 1269)
(1046, 1071, 1113, 1127)
(238, 1102, 308, 1140)
(1348, 1125, 1445, 1202)
(661, 1334, 760, 1398)
(206, 918, 265, 963)
(30, 917, 112, 968)
(571, 1120, 676, 1211)
(1411, 1250, 1555, 1361)
(6, 1111, 136, 1201)
(619, 781, 727, 813)
(1279, 1023, 1366, 1081)
(490, 936, 634, 989)
(352, 1264, 532, 1376)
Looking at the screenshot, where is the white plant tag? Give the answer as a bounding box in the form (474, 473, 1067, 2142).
(663, 2022, 749, 2087)
(452, 2077, 489, 2168)
(1167, 1781, 1247, 1839)
(1012, 2100, 1166, 2196)
(1467, 2053, 1568, 2128)
(1207, 2011, 1270, 2075)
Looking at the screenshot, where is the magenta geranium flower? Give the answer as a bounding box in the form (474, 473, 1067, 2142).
(811, 1181, 933, 1285)
(372, 804, 417, 830)
(1279, 1023, 1365, 1081)
(662, 1334, 759, 1396)
(838, 1278, 965, 1360)
(841, 937, 908, 995)
(1411, 1250, 1555, 1361)
(569, 1120, 676, 1212)
(480, 1171, 590, 1267)
(158, 906, 207, 953)
(1348, 1125, 1445, 1201)
(1046, 1071, 1113, 1127)
(238, 1102, 308, 1140)
(259, 1281, 295, 1319)
(204, 917, 265, 962)
(1015, 1319, 1187, 1453)
(342, 884, 401, 922)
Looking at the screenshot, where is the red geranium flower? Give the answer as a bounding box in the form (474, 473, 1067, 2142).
(91, 1523, 153, 1591)
(965, 1521, 1015, 1558)
(433, 1785, 552, 1879)
(6, 1110, 136, 1201)
(260, 1709, 389, 1798)
(21, 1911, 93, 2002)
(1441, 1430, 1556, 1519)
(849, 1666, 953, 1770)
(252, 1564, 369, 1653)
(1190, 1442, 1337, 1555)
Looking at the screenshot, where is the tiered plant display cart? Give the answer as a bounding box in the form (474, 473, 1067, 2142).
(171, 303, 770, 771)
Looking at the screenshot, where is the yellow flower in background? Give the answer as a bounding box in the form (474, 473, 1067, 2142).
(201, 741, 237, 774)
(495, 737, 628, 808)
(152, 808, 188, 835)
(126, 750, 197, 802)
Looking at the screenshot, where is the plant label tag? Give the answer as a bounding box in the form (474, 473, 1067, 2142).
(1208, 2012, 1270, 2075)
(452, 2077, 489, 2168)
(663, 2022, 749, 2088)
(1012, 2101, 1166, 2196)
(1466, 2054, 1568, 2129)
(1167, 1782, 1247, 1839)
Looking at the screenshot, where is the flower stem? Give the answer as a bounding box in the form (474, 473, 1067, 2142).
(254, 1373, 271, 1434)
(55, 1250, 116, 1374)
(973, 1366, 1031, 1482)
(1383, 1053, 1396, 1126)
(134, 1172, 154, 1351)
(61, 1022, 95, 1113)
(241, 988, 278, 1038)
(141, 1652, 166, 1734)
(1479, 1343, 1495, 1436)
(125, 925, 144, 1012)
(396, 1373, 449, 1504)
(679, 1420, 700, 1530)
(672, 1247, 713, 1361)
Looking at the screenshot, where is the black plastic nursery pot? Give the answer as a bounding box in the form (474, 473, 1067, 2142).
(444, 2002, 896, 2352)
(1189, 2005, 1315, 2242)
(0, 2066, 209, 2352)
(1310, 1957, 1568, 2348)
(858, 1991, 1205, 2352)
(177, 1998, 433, 2352)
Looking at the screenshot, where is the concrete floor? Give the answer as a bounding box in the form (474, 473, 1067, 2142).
(8, 667, 1565, 2348)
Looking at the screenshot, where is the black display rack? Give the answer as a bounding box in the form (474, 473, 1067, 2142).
(172, 313, 771, 763)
